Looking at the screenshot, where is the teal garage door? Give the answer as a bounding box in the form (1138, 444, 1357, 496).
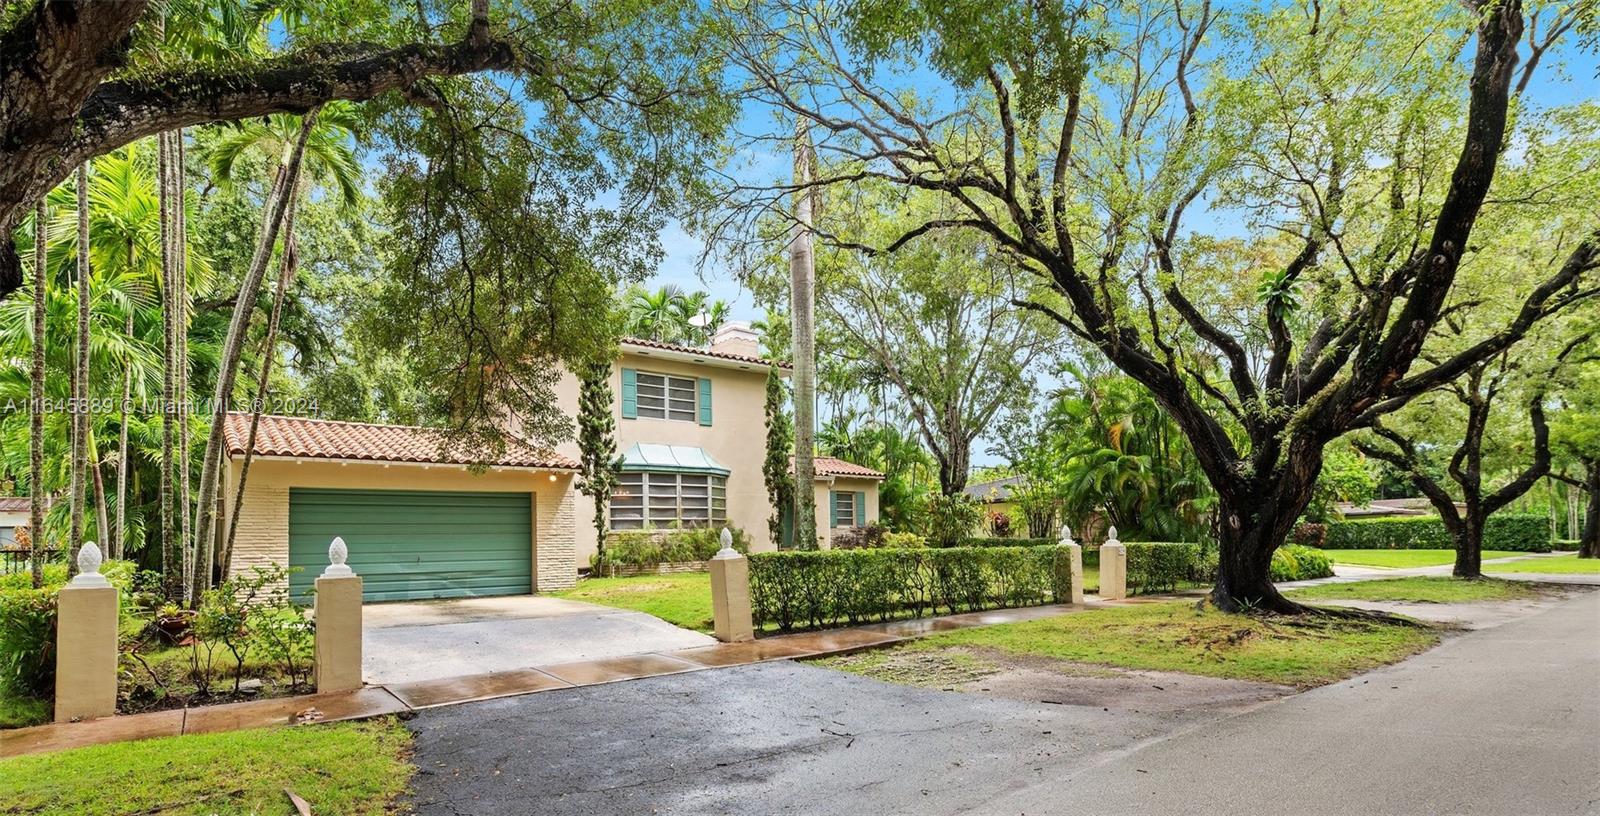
(289, 488, 533, 602)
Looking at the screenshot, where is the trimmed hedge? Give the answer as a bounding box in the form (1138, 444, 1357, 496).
(1322, 513, 1551, 552)
(1118, 542, 1333, 594)
(748, 545, 1074, 631)
(1125, 542, 1205, 594)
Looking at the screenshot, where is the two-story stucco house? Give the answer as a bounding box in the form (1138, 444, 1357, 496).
(219, 323, 882, 602)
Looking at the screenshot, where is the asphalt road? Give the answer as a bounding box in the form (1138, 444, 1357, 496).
(406, 592, 1600, 816)
(989, 589, 1600, 816)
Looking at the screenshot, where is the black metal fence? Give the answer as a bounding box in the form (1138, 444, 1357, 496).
(1, 549, 60, 576)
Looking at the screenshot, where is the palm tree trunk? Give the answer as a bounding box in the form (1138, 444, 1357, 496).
(177, 133, 198, 600)
(191, 111, 319, 605)
(90, 427, 110, 549)
(115, 309, 131, 560)
(28, 200, 47, 587)
(222, 198, 300, 578)
(789, 119, 818, 550)
(68, 162, 90, 575)
(158, 130, 178, 598)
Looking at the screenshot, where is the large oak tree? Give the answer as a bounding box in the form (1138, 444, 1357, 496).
(711, 0, 1600, 611)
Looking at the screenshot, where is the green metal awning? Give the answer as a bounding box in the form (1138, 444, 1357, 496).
(620, 443, 730, 476)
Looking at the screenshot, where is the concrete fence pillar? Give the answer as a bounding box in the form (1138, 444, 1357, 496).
(1100, 527, 1127, 601)
(1060, 525, 1084, 605)
(709, 528, 754, 643)
(314, 537, 364, 693)
(54, 543, 118, 723)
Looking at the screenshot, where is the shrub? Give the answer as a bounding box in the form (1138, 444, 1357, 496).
(593, 527, 751, 569)
(1271, 545, 1335, 582)
(924, 494, 982, 548)
(1321, 513, 1551, 552)
(882, 532, 928, 548)
(748, 544, 1074, 631)
(832, 524, 888, 550)
(960, 536, 1055, 549)
(1291, 522, 1328, 548)
(0, 586, 56, 698)
(985, 510, 1013, 537)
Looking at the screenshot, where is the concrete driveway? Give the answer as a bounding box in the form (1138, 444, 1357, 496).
(404, 591, 1599, 815)
(363, 596, 715, 684)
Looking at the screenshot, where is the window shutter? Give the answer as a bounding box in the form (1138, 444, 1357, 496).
(857, 491, 867, 525)
(697, 377, 713, 426)
(620, 368, 638, 419)
(829, 490, 839, 528)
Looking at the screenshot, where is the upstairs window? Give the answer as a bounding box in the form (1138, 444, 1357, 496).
(622, 369, 711, 424)
(634, 372, 698, 422)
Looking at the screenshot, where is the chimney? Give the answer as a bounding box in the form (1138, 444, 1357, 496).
(710, 321, 761, 358)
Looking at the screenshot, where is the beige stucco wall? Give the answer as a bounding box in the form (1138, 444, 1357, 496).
(223, 457, 577, 593)
(547, 348, 888, 565)
(552, 349, 780, 565)
(812, 475, 882, 549)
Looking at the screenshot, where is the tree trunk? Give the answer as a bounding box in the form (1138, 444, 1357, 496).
(190, 112, 317, 601)
(223, 199, 300, 578)
(1208, 442, 1323, 613)
(159, 130, 178, 598)
(1452, 514, 1485, 578)
(90, 428, 110, 551)
(68, 162, 91, 576)
(788, 119, 818, 549)
(1580, 462, 1599, 559)
(114, 310, 131, 560)
(29, 200, 47, 588)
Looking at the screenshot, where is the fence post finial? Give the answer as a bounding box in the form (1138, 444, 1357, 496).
(70, 542, 110, 587)
(324, 536, 353, 577)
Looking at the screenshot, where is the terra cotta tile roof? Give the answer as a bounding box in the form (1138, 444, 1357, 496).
(793, 456, 885, 480)
(621, 337, 789, 369)
(222, 413, 577, 469)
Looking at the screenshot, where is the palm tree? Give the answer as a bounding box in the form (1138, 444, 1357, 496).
(189, 111, 320, 603)
(789, 119, 818, 549)
(28, 199, 46, 586)
(1, 152, 166, 561)
(208, 104, 361, 575)
(624, 284, 690, 342)
(68, 163, 90, 575)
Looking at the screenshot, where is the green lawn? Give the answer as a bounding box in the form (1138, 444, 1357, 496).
(0, 695, 50, 730)
(1288, 576, 1541, 604)
(1325, 549, 1522, 569)
(831, 600, 1437, 687)
(553, 572, 715, 632)
(1483, 553, 1600, 574)
(0, 718, 413, 815)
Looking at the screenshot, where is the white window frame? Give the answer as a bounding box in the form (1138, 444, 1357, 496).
(634, 371, 698, 422)
(610, 472, 727, 530)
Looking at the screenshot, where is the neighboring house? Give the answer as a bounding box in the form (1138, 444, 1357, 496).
(0, 497, 32, 549)
(805, 456, 886, 549)
(964, 475, 1025, 536)
(1335, 498, 1442, 519)
(221, 322, 882, 601)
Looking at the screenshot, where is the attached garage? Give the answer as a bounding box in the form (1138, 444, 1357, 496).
(288, 488, 533, 602)
(221, 413, 580, 598)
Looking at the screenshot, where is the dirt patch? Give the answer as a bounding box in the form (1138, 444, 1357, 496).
(819, 646, 1293, 712)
